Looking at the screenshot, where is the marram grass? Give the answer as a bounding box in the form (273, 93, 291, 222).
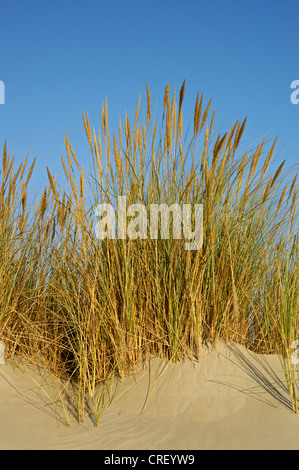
(0, 82, 298, 422)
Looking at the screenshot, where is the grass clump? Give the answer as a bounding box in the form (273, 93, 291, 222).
(0, 82, 298, 419)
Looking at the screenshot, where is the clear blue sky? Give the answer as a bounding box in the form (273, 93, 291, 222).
(1, 0, 299, 197)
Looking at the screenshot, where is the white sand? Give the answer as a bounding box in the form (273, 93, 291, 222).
(0, 342, 298, 450)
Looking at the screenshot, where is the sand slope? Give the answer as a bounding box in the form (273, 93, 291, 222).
(0, 342, 298, 450)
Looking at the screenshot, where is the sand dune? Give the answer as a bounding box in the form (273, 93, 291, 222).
(0, 342, 298, 450)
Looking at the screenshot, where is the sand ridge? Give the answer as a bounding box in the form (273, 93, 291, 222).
(0, 342, 298, 450)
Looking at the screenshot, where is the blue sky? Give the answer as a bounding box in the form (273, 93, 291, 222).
(0, 0, 299, 197)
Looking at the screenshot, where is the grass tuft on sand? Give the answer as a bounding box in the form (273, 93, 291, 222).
(0, 82, 298, 421)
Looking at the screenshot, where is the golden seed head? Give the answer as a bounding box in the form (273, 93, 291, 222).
(179, 80, 185, 114)
(146, 83, 151, 125)
(200, 98, 212, 133)
(105, 98, 108, 135)
(39, 187, 48, 219)
(163, 83, 170, 119)
(113, 132, 123, 179)
(134, 95, 141, 132)
(194, 92, 201, 135)
(261, 136, 278, 178)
